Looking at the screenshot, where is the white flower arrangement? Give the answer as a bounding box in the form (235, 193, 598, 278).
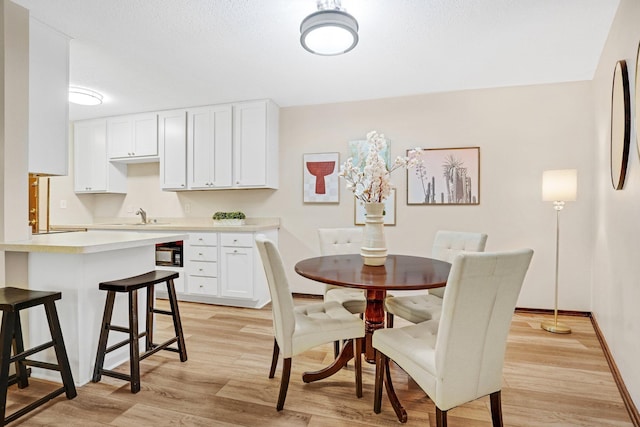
(339, 131, 422, 203)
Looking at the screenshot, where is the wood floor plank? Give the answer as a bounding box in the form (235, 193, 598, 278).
(4, 298, 634, 426)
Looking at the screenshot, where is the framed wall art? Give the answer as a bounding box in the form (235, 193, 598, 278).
(303, 152, 340, 203)
(407, 147, 480, 205)
(611, 59, 630, 190)
(354, 188, 396, 225)
(348, 139, 391, 169)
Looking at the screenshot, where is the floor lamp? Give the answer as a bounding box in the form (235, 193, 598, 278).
(541, 169, 577, 334)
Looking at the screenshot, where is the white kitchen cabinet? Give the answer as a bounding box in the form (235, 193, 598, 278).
(220, 233, 254, 300)
(185, 232, 219, 296)
(152, 229, 276, 308)
(187, 105, 233, 189)
(107, 112, 158, 162)
(233, 100, 279, 189)
(160, 99, 279, 192)
(28, 17, 70, 176)
(159, 110, 187, 190)
(74, 119, 127, 193)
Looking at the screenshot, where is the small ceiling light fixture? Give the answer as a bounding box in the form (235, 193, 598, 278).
(300, 0, 359, 56)
(68, 86, 103, 106)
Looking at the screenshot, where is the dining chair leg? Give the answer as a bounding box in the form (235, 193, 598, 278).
(373, 349, 385, 413)
(276, 357, 292, 411)
(386, 312, 394, 328)
(269, 339, 279, 379)
(435, 407, 448, 427)
(490, 391, 503, 427)
(354, 338, 362, 398)
(333, 340, 340, 358)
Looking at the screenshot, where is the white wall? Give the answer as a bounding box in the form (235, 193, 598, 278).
(591, 0, 640, 410)
(52, 81, 595, 312)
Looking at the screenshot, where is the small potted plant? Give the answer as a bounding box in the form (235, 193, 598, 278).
(212, 211, 246, 226)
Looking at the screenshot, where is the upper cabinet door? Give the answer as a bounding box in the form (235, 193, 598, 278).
(74, 119, 127, 194)
(28, 18, 70, 176)
(159, 110, 187, 190)
(187, 105, 233, 190)
(233, 100, 279, 189)
(108, 113, 158, 162)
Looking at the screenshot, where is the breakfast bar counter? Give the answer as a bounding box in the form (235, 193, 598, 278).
(0, 230, 188, 386)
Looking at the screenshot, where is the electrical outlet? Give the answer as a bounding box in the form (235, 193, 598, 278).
(184, 203, 191, 213)
(60, 200, 67, 209)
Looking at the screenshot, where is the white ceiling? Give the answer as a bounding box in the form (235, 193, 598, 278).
(12, 0, 620, 121)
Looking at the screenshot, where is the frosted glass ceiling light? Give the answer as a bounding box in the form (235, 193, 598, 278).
(300, 0, 359, 56)
(69, 86, 103, 106)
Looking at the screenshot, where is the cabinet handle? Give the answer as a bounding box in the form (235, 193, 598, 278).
(199, 252, 203, 256)
(233, 249, 238, 253)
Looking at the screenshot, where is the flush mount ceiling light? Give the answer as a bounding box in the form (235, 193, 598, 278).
(300, 0, 359, 56)
(68, 86, 103, 106)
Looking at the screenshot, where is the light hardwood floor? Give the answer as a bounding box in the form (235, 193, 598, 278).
(4, 297, 634, 426)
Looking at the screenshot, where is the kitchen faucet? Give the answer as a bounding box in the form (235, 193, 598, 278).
(135, 208, 147, 224)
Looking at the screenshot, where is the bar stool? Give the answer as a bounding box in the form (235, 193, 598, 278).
(92, 270, 187, 393)
(0, 287, 76, 426)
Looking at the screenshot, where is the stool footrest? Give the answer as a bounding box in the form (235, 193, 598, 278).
(23, 359, 62, 372)
(140, 337, 178, 361)
(151, 308, 172, 316)
(100, 369, 131, 382)
(10, 340, 54, 363)
(4, 386, 66, 425)
(107, 325, 130, 334)
(104, 331, 149, 354)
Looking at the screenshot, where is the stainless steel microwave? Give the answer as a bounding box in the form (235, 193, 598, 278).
(155, 246, 182, 266)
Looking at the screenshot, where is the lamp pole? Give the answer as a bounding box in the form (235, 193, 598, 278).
(541, 200, 571, 334)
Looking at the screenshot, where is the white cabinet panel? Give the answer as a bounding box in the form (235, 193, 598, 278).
(187, 276, 218, 296)
(187, 246, 218, 262)
(220, 246, 254, 299)
(188, 260, 218, 277)
(232, 100, 279, 189)
(108, 113, 158, 162)
(159, 110, 187, 190)
(187, 105, 233, 189)
(74, 119, 126, 193)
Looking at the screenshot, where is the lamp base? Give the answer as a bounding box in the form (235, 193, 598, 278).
(540, 320, 571, 334)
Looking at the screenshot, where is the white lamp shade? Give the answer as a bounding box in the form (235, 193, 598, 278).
(542, 169, 577, 202)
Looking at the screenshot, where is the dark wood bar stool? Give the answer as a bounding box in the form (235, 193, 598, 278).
(92, 270, 187, 393)
(0, 287, 76, 426)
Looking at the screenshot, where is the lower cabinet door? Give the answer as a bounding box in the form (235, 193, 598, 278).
(220, 246, 253, 299)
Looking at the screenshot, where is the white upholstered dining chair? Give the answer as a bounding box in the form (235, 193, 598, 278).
(318, 228, 366, 356)
(255, 234, 365, 411)
(373, 249, 534, 426)
(317, 227, 366, 314)
(384, 230, 488, 326)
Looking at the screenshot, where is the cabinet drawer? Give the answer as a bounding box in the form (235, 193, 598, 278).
(187, 260, 218, 277)
(190, 233, 217, 246)
(187, 275, 217, 296)
(220, 233, 253, 247)
(187, 245, 217, 262)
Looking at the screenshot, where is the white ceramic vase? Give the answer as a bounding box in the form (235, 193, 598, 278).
(360, 202, 387, 266)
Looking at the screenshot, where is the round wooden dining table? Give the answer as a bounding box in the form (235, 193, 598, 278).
(294, 254, 451, 368)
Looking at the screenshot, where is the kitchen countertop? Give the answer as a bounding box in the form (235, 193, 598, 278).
(53, 217, 281, 233)
(0, 230, 188, 254)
